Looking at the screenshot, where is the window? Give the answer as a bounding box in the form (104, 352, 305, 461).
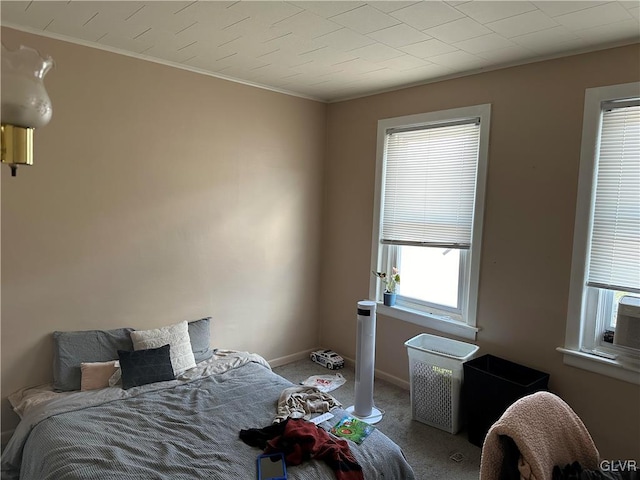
(370, 105, 491, 340)
(561, 82, 640, 384)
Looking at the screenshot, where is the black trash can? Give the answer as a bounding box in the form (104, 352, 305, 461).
(462, 354, 550, 447)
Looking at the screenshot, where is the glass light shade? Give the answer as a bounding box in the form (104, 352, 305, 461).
(1, 44, 54, 128)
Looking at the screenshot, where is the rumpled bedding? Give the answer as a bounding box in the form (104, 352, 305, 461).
(274, 385, 342, 423)
(1, 350, 415, 480)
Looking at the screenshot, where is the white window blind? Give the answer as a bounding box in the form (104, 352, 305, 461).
(381, 119, 480, 248)
(587, 101, 640, 293)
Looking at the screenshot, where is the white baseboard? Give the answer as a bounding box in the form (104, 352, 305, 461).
(268, 349, 410, 390)
(267, 348, 316, 368)
(374, 368, 410, 390)
(341, 355, 410, 391)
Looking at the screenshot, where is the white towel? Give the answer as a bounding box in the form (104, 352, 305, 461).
(274, 385, 342, 423)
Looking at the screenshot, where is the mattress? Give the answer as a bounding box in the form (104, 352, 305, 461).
(1, 351, 415, 480)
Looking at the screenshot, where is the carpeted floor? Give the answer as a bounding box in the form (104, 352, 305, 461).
(273, 357, 481, 480)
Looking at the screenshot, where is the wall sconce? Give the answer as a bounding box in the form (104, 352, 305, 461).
(1, 44, 54, 177)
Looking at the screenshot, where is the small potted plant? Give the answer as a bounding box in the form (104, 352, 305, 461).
(373, 267, 400, 306)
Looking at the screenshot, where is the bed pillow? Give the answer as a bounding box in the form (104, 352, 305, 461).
(188, 317, 213, 363)
(53, 328, 134, 391)
(130, 321, 196, 375)
(80, 360, 119, 391)
(118, 345, 175, 390)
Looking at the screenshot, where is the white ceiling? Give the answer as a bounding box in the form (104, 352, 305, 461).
(2, 1, 639, 102)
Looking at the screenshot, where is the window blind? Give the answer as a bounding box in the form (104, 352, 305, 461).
(380, 119, 480, 248)
(587, 102, 640, 293)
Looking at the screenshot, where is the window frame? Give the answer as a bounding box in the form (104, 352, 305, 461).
(560, 82, 640, 385)
(369, 104, 491, 341)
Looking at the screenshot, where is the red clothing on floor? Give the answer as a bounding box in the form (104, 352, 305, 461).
(241, 418, 363, 480)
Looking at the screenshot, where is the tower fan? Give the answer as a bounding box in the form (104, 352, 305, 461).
(346, 300, 383, 424)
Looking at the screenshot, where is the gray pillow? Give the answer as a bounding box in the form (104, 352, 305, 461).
(53, 328, 134, 391)
(188, 317, 212, 363)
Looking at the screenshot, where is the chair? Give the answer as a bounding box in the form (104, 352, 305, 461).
(479, 391, 600, 480)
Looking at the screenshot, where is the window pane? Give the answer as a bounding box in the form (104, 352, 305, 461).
(610, 291, 640, 328)
(398, 245, 460, 308)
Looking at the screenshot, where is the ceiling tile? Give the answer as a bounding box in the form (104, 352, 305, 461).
(119, 2, 199, 32)
(553, 2, 633, 31)
(1, 0, 637, 103)
(476, 45, 537, 63)
(261, 32, 328, 56)
(453, 1, 538, 25)
(44, 19, 108, 44)
(454, 33, 517, 54)
(399, 38, 459, 58)
(575, 19, 640, 45)
(360, 67, 399, 81)
(367, 23, 432, 47)
(329, 4, 400, 34)
(233, 46, 284, 65)
(510, 25, 581, 51)
(512, 27, 587, 55)
(390, 2, 465, 30)
(349, 42, 405, 61)
(271, 10, 343, 38)
(313, 28, 376, 51)
(76, 2, 149, 22)
(162, 19, 241, 46)
(218, 18, 292, 43)
(1, 1, 66, 30)
(89, 16, 151, 41)
(294, 47, 359, 65)
(398, 63, 456, 81)
(425, 17, 492, 43)
(299, 59, 349, 76)
(486, 10, 560, 38)
(532, 1, 609, 17)
(143, 43, 200, 64)
(379, 54, 432, 71)
(368, 2, 421, 14)
(335, 57, 389, 74)
(97, 33, 155, 56)
(226, 1, 303, 25)
(289, 1, 365, 18)
(166, 1, 234, 23)
(427, 50, 487, 69)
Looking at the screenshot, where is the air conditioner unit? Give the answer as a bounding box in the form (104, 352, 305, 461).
(614, 296, 640, 350)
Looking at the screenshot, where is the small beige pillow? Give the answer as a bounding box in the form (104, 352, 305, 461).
(80, 360, 119, 391)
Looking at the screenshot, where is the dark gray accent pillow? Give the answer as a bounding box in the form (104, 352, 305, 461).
(188, 317, 212, 363)
(52, 328, 134, 391)
(118, 344, 175, 390)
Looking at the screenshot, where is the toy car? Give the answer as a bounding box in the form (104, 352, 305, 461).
(310, 349, 344, 370)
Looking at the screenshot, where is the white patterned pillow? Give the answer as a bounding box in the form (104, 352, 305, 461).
(130, 321, 196, 375)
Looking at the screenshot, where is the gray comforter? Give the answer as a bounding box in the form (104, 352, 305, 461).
(2, 352, 415, 480)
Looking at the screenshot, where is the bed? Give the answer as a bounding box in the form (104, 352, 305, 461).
(1, 324, 416, 480)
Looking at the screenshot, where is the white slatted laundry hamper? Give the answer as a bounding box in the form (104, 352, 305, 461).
(404, 333, 479, 434)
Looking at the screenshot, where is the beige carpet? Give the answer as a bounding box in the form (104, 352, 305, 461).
(273, 357, 481, 480)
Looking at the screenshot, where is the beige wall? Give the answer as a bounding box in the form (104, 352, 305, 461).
(2, 25, 639, 459)
(0, 28, 326, 432)
(321, 44, 640, 458)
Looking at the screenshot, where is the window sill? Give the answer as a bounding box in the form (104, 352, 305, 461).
(376, 303, 478, 341)
(556, 347, 640, 385)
